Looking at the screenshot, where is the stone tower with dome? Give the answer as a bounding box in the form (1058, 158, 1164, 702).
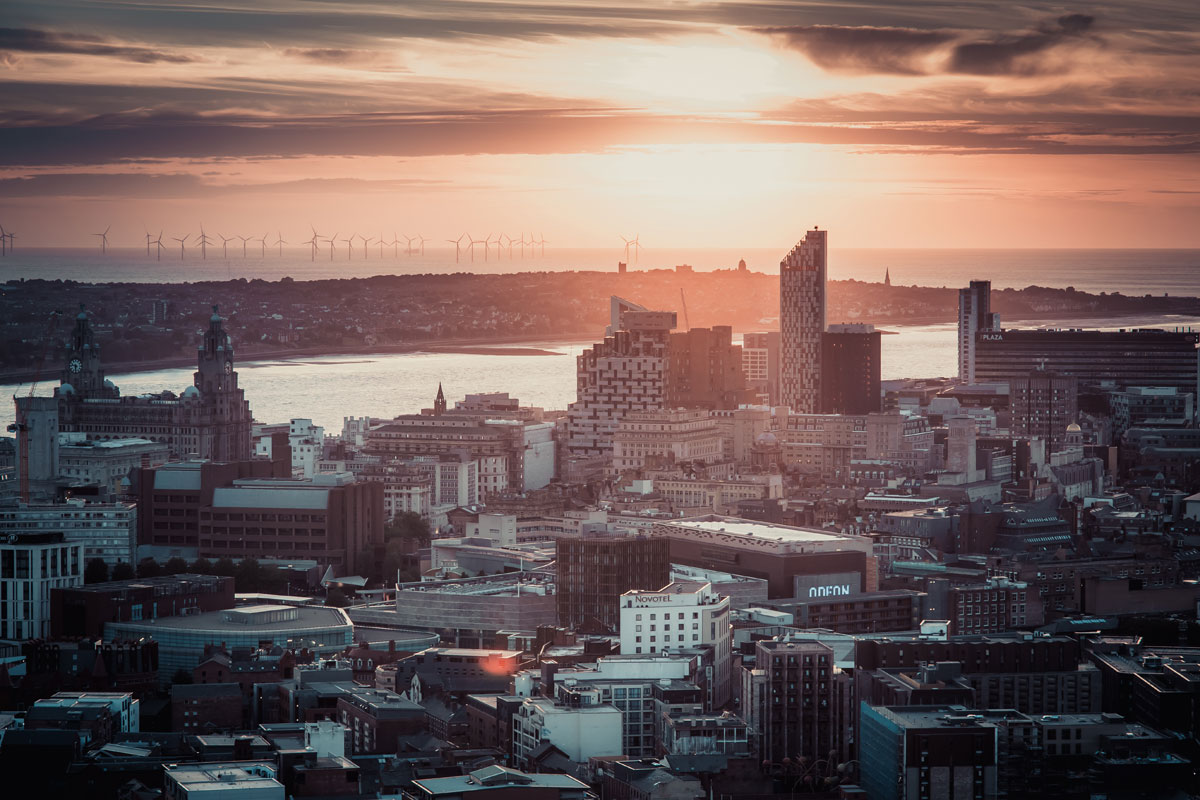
(56, 304, 252, 462)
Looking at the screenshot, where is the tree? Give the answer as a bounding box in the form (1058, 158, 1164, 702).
(213, 557, 237, 577)
(189, 557, 214, 575)
(111, 562, 135, 581)
(385, 511, 432, 544)
(326, 587, 350, 608)
(235, 558, 263, 593)
(136, 557, 162, 579)
(84, 558, 109, 584)
(163, 557, 189, 575)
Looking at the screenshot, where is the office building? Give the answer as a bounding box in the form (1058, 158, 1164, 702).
(511, 695, 623, 767)
(619, 581, 732, 704)
(411, 765, 592, 800)
(567, 297, 677, 460)
(1010, 370, 1079, 453)
(752, 639, 852, 765)
(52, 573, 235, 638)
(556, 535, 670, 630)
(0, 531, 82, 641)
(58, 436, 170, 496)
(56, 305, 253, 462)
(821, 323, 881, 414)
(779, 228, 827, 413)
(611, 408, 724, 472)
(741, 331, 781, 405)
(0, 499, 136, 568)
(958, 279, 1000, 383)
(164, 762, 284, 800)
(782, 411, 936, 478)
(974, 328, 1200, 398)
(1109, 386, 1195, 438)
(10, 395, 59, 500)
(859, 705, 999, 800)
(651, 515, 874, 599)
(667, 325, 751, 409)
(105, 604, 354, 681)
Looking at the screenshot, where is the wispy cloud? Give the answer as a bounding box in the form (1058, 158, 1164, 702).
(0, 27, 195, 64)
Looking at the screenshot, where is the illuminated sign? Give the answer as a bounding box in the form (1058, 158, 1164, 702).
(980, 333, 1004, 342)
(809, 584, 851, 598)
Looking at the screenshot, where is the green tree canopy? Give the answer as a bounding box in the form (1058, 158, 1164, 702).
(84, 558, 109, 584)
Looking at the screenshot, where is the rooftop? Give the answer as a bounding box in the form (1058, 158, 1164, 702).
(105, 604, 351, 635)
(662, 516, 853, 543)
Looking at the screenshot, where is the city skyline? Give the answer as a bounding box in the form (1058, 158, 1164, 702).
(1, 1, 1198, 249)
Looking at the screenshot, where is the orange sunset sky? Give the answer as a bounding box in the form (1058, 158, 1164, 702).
(0, 1, 1197, 248)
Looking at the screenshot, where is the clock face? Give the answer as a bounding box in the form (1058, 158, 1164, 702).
(224, 361, 233, 375)
(69, 358, 82, 374)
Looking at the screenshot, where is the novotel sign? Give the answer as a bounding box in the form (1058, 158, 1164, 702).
(808, 584, 852, 598)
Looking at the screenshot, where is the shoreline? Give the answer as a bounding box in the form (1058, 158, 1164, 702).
(3, 308, 1197, 385)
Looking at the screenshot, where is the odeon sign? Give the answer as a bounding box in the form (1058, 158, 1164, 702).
(808, 584, 852, 598)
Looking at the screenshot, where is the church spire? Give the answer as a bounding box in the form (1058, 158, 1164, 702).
(884, 267, 891, 287)
(434, 383, 446, 416)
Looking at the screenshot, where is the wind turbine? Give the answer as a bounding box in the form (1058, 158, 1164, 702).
(470, 233, 489, 262)
(621, 235, 633, 262)
(377, 234, 386, 258)
(537, 234, 547, 257)
(631, 234, 642, 263)
(171, 233, 189, 259)
(0, 224, 8, 257)
(500, 233, 514, 259)
(257, 233, 268, 258)
(388, 232, 400, 258)
(93, 225, 111, 254)
(340, 233, 354, 259)
(143, 226, 153, 256)
(358, 234, 372, 259)
(446, 233, 467, 263)
(5, 230, 13, 254)
(305, 230, 319, 261)
(154, 231, 164, 262)
(489, 233, 504, 260)
(218, 234, 234, 259)
(403, 235, 415, 256)
(417, 235, 426, 256)
(326, 232, 339, 261)
(274, 231, 286, 256)
(196, 226, 212, 259)
(237, 235, 249, 257)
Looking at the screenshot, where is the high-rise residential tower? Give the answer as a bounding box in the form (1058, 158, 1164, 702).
(780, 228, 827, 413)
(820, 323, 881, 415)
(958, 280, 999, 384)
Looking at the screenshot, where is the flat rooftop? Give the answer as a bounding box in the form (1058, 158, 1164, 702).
(105, 604, 351, 634)
(664, 517, 852, 543)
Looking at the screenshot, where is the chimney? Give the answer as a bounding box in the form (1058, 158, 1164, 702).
(270, 430, 291, 478)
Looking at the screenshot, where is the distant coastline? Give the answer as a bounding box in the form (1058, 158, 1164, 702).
(4, 307, 1194, 385)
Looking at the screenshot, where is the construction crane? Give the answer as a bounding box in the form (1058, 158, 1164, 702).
(679, 288, 690, 331)
(8, 310, 62, 502)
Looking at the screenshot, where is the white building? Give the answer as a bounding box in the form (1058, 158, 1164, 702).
(0, 499, 136, 568)
(467, 513, 518, 546)
(619, 581, 732, 710)
(58, 435, 170, 496)
(780, 228, 827, 413)
(511, 695, 623, 767)
(255, 418, 325, 478)
(33, 691, 139, 733)
(612, 408, 724, 472)
(164, 762, 283, 800)
(0, 532, 82, 641)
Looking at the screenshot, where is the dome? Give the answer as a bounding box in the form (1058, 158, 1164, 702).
(1066, 422, 1082, 432)
(755, 431, 779, 446)
(103, 378, 116, 388)
(59, 383, 75, 395)
(180, 385, 201, 400)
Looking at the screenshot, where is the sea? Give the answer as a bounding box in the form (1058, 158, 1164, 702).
(2, 247, 1199, 433)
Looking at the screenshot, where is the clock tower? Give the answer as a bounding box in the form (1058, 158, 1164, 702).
(60, 304, 117, 398)
(193, 305, 252, 461)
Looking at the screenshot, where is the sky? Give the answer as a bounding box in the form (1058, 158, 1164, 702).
(0, 1, 1198, 249)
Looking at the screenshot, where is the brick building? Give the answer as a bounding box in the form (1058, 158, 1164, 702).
(52, 573, 235, 638)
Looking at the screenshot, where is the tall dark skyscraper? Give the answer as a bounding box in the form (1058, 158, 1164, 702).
(555, 535, 670, 631)
(821, 323, 881, 415)
(780, 228, 827, 413)
(958, 280, 1000, 384)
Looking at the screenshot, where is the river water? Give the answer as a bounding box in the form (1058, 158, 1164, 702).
(5, 314, 1198, 433)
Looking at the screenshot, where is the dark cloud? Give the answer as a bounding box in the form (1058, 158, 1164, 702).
(755, 25, 954, 75)
(0, 27, 195, 63)
(283, 48, 396, 65)
(758, 13, 1103, 76)
(948, 13, 1097, 75)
